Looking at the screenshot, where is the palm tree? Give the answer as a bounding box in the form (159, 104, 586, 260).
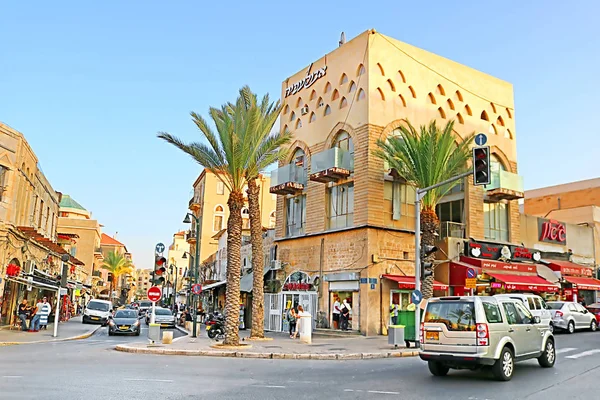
(101, 251, 133, 305)
(374, 120, 474, 299)
(157, 86, 278, 345)
(237, 88, 292, 339)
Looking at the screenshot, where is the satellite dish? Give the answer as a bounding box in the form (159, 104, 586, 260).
(339, 32, 346, 47)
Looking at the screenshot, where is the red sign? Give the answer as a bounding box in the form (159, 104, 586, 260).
(147, 286, 162, 302)
(539, 219, 566, 244)
(563, 266, 593, 277)
(283, 282, 311, 291)
(505, 284, 559, 293)
(462, 256, 536, 274)
(192, 283, 203, 295)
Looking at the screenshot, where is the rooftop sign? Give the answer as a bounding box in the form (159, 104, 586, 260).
(285, 63, 327, 98)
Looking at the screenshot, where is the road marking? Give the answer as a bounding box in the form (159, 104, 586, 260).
(344, 389, 399, 395)
(2, 376, 23, 379)
(124, 378, 174, 383)
(556, 347, 577, 354)
(252, 385, 286, 388)
(566, 349, 600, 359)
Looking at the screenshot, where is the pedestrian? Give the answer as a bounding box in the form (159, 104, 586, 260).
(390, 299, 400, 326)
(287, 307, 297, 338)
(291, 305, 304, 339)
(30, 298, 44, 332)
(332, 295, 341, 330)
(340, 298, 352, 331)
(39, 297, 51, 330)
(17, 299, 30, 331)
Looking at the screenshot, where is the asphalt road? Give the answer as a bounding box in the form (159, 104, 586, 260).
(1, 329, 599, 400)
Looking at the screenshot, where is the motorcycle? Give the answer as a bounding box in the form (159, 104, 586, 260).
(205, 312, 225, 339)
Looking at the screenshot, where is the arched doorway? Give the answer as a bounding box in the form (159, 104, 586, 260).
(1, 258, 22, 326)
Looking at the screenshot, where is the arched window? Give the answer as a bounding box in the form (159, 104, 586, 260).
(481, 110, 489, 121)
(317, 97, 324, 107)
(309, 112, 316, 123)
(387, 79, 396, 92)
(398, 70, 406, 83)
(291, 147, 306, 167)
(295, 97, 303, 108)
(324, 105, 331, 116)
(383, 128, 404, 171)
(377, 88, 385, 101)
(464, 104, 472, 116)
(213, 205, 225, 232)
(377, 63, 385, 76)
(340, 73, 348, 85)
(283, 104, 289, 114)
(437, 84, 446, 96)
(241, 207, 250, 229)
(333, 131, 354, 157)
(340, 97, 348, 108)
(357, 89, 366, 101)
(490, 154, 506, 172)
(309, 90, 317, 101)
(283, 124, 289, 133)
(456, 90, 464, 102)
(348, 81, 356, 93)
(496, 116, 505, 127)
(357, 64, 365, 76)
(295, 119, 302, 129)
(447, 99, 455, 110)
(408, 86, 416, 98)
(324, 82, 332, 93)
(456, 113, 464, 124)
(490, 102, 497, 113)
(290, 111, 296, 122)
(489, 124, 498, 135)
(332, 89, 339, 101)
(398, 94, 406, 107)
(269, 210, 276, 229)
(428, 93, 436, 104)
(505, 129, 513, 139)
(438, 107, 446, 119)
(506, 108, 513, 119)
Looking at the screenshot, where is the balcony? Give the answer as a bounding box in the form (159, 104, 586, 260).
(92, 270, 102, 278)
(186, 229, 197, 244)
(486, 170, 524, 201)
(307, 147, 352, 183)
(438, 221, 466, 239)
(269, 164, 307, 195)
(189, 195, 201, 211)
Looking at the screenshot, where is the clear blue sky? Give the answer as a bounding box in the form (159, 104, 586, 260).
(1, 1, 598, 269)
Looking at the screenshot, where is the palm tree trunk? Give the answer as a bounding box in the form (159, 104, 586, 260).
(247, 178, 265, 339)
(421, 206, 439, 299)
(223, 190, 244, 346)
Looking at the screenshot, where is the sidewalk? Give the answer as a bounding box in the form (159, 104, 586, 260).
(0, 316, 101, 346)
(115, 329, 419, 360)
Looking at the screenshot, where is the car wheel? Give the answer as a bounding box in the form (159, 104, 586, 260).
(538, 338, 556, 368)
(567, 320, 575, 334)
(428, 361, 449, 377)
(208, 329, 217, 339)
(591, 320, 597, 332)
(492, 347, 514, 381)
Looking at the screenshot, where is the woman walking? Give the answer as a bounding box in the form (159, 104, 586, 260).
(291, 305, 305, 339)
(39, 297, 51, 330)
(287, 307, 297, 338)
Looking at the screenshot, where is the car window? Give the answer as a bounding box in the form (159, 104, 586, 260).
(424, 301, 476, 331)
(140, 301, 152, 307)
(87, 301, 110, 312)
(534, 298, 542, 310)
(514, 302, 534, 324)
(575, 304, 587, 313)
(502, 302, 522, 325)
(547, 302, 564, 310)
(568, 304, 578, 312)
(527, 297, 535, 310)
(482, 301, 503, 323)
(155, 309, 172, 316)
(115, 310, 137, 318)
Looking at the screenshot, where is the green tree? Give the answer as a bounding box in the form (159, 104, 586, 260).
(101, 251, 133, 305)
(374, 120, 474, 299)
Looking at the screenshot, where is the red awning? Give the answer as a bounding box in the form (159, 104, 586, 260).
(564, 276, 600, 291)
(486, 272, 559, 292)
(546, 260, 593, 278)
(383, 275, 448, 290)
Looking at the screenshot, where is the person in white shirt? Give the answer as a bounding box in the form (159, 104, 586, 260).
(341, 299, 352, 331)
(332, 295, 341, 329)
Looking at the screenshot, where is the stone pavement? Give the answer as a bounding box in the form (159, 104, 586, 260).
(0, 316, 101, 345)
(115, 328, 419, 360)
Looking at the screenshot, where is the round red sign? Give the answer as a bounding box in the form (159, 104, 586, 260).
(147, 286, 162, 302)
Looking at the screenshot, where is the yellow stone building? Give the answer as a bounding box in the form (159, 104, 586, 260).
(270, 30, 524, 335)
(167, 230, 189, 293)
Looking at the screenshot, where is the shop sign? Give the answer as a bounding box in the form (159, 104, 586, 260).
(465, 240, 541, 263)
(505, 284, 559, 292)
(282, 282, 311, 291)
(563, 266, 593, 277)
(481, 260, 536, 274)
(284, 63, 327, 98)
(491, 282, 503, 289)
(538, 218, 567, 244)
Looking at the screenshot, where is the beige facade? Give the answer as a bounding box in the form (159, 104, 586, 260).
(272, 30, 523, 335)
(167, 230, 189, 292)
(135, 268, 153, 298)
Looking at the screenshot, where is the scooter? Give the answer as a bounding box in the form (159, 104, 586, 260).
(205, 312, 225, 339)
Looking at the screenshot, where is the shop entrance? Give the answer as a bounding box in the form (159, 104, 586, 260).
(329, 290, 359, 331)
(0, 279, 22, 327)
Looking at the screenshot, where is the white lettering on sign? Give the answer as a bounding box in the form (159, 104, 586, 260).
(285, 63, 327, 98)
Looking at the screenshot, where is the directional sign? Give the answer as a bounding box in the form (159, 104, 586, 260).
(466, 268, 476, 279)
(475, 133, 487, 146)
(411, 289, 423, 304)
(465, 278, 477, 289)
(155, 243, 165, 254)
(192, 283, 203, 295)
(147, 286, 162, 302)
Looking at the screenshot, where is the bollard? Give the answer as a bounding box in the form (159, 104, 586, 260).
(299, 312, 312, 344)
(148, 323, 160, 343)
(162, 330, 173, 344)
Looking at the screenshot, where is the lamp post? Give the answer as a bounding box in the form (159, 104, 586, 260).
(169, 263, 178, 307)
(183, 213, 200, 338)
(182, 252, 192, 308)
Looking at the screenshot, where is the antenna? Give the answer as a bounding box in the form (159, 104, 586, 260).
(339, 32, 346, 47)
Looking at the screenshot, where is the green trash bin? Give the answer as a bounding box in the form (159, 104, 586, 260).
(397, 311, 416, 348)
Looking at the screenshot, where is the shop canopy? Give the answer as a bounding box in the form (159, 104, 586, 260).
(563, 276, 600, 291)
(485, 272, 560, 292)
(382, 275, 448, 291)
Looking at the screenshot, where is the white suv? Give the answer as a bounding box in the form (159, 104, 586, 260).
(494, 294, 553, 332)
(420, 296, 555, 381)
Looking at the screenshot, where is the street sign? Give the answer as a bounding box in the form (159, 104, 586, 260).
(192, 283, 203, 295)
(466, 268, 476, 279)
(465, 278, 477, 289)
(475, 133, 487, 146)
(147, 286, 162, 302)
(411, 289, 423, 304)
(155, 243, 165, 254)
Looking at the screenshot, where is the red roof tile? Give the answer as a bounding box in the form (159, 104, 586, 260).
(101, 233, 125, 247)
(16, 227, 85, 266)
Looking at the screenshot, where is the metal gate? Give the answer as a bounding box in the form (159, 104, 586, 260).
(264, 293, 283, 332)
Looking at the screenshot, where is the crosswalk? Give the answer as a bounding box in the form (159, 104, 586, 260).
(557, 347, 600, 360)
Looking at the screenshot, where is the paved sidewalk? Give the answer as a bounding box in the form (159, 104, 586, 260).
(0, 316, 101, 345)
(115, 329, 419, 360)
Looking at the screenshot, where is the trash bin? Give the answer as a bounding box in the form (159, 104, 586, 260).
(299, 312, 312, 344)
(397, 310, 416, 348)
(162, 330, 173, 344)
(148, 323, 160, 343)
(388, 325, 405, 348)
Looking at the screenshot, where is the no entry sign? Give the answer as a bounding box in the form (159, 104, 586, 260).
(147, 286, 162, 302)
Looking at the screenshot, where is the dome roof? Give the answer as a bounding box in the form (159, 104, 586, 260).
(59, 194, 87, 211)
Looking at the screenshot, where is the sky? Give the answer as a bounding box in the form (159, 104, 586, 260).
(1, 1, 598, 269)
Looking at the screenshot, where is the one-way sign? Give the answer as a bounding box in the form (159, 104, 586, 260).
(475, 133, 487, 146)
(155, 243, 165, 254)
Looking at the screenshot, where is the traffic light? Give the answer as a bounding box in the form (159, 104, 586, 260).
(59, 254, 70, 288)
(153, 256, 167, 285)
(420, 245, 438, 280)
(472, 146, 490, 186)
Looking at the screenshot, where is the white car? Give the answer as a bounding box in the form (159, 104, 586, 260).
(495, 294, 553, 332)
(82, 299, 113, 325)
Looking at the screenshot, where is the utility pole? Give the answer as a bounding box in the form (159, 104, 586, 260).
(53, 253, 71, 338)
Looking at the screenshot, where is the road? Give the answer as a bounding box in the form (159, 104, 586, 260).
(1, 329, 599, 399)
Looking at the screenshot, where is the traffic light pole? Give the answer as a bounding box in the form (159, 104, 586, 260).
(414, 170, 472, 342)
(192, 215, 200, 338)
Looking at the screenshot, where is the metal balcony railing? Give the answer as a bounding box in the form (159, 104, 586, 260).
(487, 170, 524, 193)
(310, 147, 353, 174)
(271, 164, 307, 186)
(438, 221, 466, 239)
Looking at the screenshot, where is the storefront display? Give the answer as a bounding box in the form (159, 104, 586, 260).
(545, 260, 600, 304)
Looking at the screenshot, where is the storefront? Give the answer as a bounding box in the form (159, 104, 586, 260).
(324, 272, 359, 331)
(545, 260, 600, 304)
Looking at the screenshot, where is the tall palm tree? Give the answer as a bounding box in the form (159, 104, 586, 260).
(157, 86, 273, 345)
(374, 120, 474, 299)
(101, 251, 133, 305)
(236, 88, 292, 339)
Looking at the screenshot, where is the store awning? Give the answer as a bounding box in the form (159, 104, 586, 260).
(382, 275, 448, 291)
(564, 276, 600, 291)
(202, 280, 226, 291)
(545, 260, 594, 278)
(486, 272, 559, 292)
(240, 267, 272, 293)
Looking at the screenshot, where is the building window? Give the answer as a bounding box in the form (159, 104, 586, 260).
(213, 214, 224, 232)
(216, 181, 224, 195)
(286, 195, 306, 237)
(242, 207, 250, 230)
(383, 181, 415, 227)
(484, 202, 509, 242)
(327, 183, 354, 230)
(0, 166, 6, 201)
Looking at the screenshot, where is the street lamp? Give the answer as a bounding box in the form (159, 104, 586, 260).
(182, 252, 192, 308)
(183, 212, 200, 338)
(169, 263, 178, 307)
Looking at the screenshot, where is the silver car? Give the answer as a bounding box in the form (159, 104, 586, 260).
(420, 296, 555, 381)
(546, 301, 597, 333)
(145, 307, 176, 328)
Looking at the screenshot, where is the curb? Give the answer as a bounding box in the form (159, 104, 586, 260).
(114, 344, 419, 360)
(0, 325, 102, 347)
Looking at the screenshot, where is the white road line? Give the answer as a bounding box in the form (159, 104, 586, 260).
(566, 349, 600, 359)
(252, 385, 286, 388)
(2, 376, 23, 379)
(368, 391, 400, 395)
(124, 378, 174, 383)
(556, 347, 577, 354)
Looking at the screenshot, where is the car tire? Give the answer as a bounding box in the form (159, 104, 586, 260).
(492, 347, 514, 381)
(428, 361, 449, 377)
(208, 329, 217, 339)
(591, 320, 597, 332)
(567, 320, 575, 334)
(538, 338, 556, 368)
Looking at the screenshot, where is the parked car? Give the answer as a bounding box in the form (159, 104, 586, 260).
(585, 303, 600, 325)
(495, 294, 553, 332)
(108, 310, 141, 336)
(138, 300, 152, 316)
(420, 295, 555, 381)
(145, 307, 176, 328)
(547, 301, 597, 333)
(82, 299, 113, 325)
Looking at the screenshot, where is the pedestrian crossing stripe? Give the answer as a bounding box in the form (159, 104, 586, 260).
(565, 349, 600, 359)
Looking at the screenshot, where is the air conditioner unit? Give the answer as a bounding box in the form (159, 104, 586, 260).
(270, 260, 282, 270)
(300, 106, 309, 115)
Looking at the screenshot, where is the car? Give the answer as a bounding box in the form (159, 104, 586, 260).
(138, 300, 152, 316)
(108, 310, 141, 336)
(495, 294, 553, 332)
(585, 303, 600, 325)
(546, 301, 597, 333)
(420, 295, 555, 381)
(82, 299, 113, 325)
(145, 307, 176, 328)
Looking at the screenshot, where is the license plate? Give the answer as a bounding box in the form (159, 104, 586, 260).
(426, 331, 439, 341)
(206, 326, 211, 331)
(161, 324, 169, 327)
(91, 317, 99, 320)
(119, 326, 129, 330)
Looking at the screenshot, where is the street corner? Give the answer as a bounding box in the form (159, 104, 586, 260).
(0, 325, 101, 346)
